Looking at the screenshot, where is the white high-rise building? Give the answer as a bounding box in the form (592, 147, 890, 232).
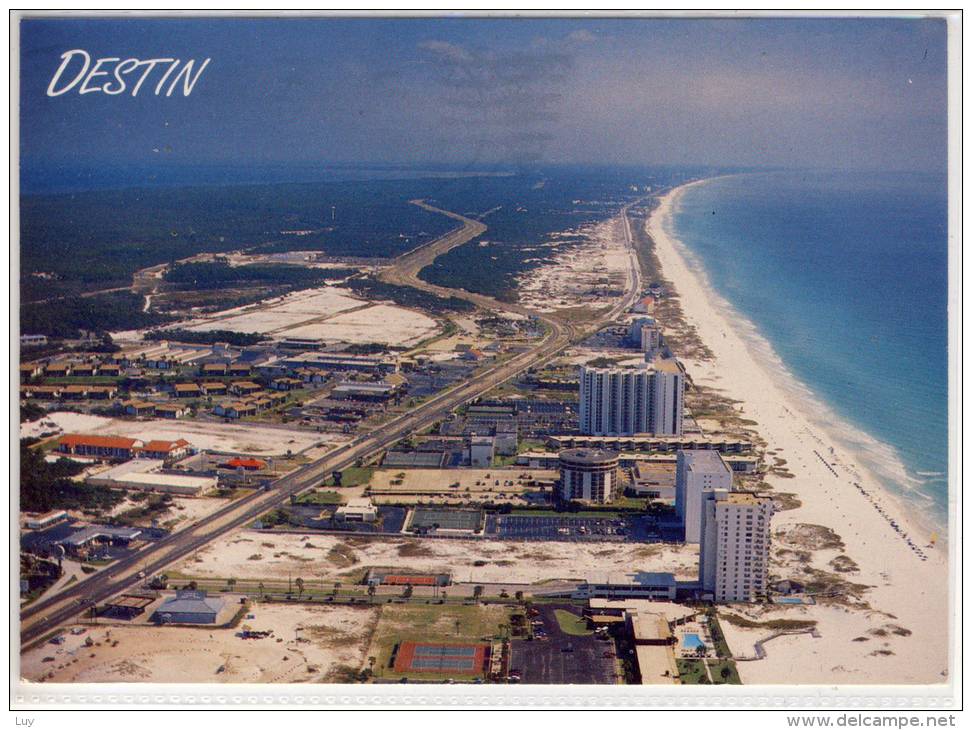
(578, 360, 684, 437)
(628, 317, 662, 358)
(675, 450, 733, 543)
(699, 490, 774, 603)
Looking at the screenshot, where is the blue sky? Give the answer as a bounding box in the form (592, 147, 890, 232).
(19, 16, 948, 173)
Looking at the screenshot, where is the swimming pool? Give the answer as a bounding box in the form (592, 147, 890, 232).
(682, 633, 705, 650)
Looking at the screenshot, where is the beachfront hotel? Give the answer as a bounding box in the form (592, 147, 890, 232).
(699, 491, 774, 603)
(578, 360, 684, 437)
(675, 449, 734, 543)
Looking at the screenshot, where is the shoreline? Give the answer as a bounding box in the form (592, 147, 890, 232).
(648, 180, 949, 684)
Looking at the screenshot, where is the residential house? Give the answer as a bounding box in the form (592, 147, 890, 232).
(173, 383, 203, 399)
(123, 400, 156, 417)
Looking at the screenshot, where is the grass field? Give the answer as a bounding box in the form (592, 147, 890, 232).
(553, 608, 593, 637)
(295, 490, 344, 505)
(366, 603, 510, 680)
(706, 659, 742, 685)
(324, 467, 374, 488)
(675, 658, 709, 684)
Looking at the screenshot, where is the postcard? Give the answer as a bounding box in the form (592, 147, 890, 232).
(11, 10, 961, 716)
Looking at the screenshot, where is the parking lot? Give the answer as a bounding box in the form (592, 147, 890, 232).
(483, 514, 662, 542)
(508, 604, 618, 684)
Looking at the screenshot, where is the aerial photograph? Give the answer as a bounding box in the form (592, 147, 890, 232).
(13, 13, 956, 706)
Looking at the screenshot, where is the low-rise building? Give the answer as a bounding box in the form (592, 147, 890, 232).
(335, 497, 378, 522)
(152, 590, 225, 625)
(58, 434, 143, 460)
(571, 572, 677, 601)
(87, 385, 118, 400)
(140, 439, 191, 460)
(20, 363, 43, 379)
(61, 385, 89, 400)
(44, 362, 72, 377)
(331, 381, 397, 401)
(88, 459, 213, 496)
(154, 403, 189, 419)
(230, 381, 262, 396)
(124, 400, 156, 417)
(270, 377, 302, 391)
(200, 363, 228, 377)
(24, 510, 69, 530)
(173, 383, 203, 398)
(201, 382, 227, 396)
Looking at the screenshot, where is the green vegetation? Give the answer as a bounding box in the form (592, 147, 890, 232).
(20, 440, 124, 513)
(345, 277, 475, 314)
(295, 490, 344, 505)
(21, 291, 175, 338)
(20, 401, 46, 423)
(165, 260, 352, 289)
(20, 179, 456, 302)
(707, 659, 742, 684)
(145, 328, 267, 347)
(553, 609, 593, 636)
(676, 658, 709, 684)
(325, 467, 374, 488)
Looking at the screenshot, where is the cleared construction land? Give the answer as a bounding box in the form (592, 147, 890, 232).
(29, 411, 342, 456)
(174, 531, 701, 585)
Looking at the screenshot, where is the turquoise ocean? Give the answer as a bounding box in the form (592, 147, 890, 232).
(667, 171, 950, 529)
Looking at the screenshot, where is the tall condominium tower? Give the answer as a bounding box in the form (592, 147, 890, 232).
(675, 449, 733, 543)
(699, 490, 774, 603)
(578, 361, 684, 437)
(628, 317, 662, 359)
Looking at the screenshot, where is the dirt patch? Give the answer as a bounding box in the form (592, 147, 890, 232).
(397, 541, 436, 558)
(327, 543, 360, 568)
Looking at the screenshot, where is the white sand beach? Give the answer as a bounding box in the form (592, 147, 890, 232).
(649, 182, 951, 685)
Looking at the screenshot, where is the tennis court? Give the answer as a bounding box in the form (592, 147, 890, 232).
(393, 641, 489, 675)
(408, 507, 483, 532)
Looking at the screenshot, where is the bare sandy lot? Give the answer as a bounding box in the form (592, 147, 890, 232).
(286, 304, 439, 346)
(23, 411, 345, 456)
(21, 603, 379, 684)
(184, 287, 364, 334)
(175, 531, 700, 585)
(518, 217, 632, 312)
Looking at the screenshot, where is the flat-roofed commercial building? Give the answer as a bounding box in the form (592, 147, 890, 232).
(88, 459, 215, 496)
(675, 450, 733, 544)
(335, 497, 378, 522)
(578, 360, 684, 437)
(700, 491, 774, 603)
(558, 448, 618, 503)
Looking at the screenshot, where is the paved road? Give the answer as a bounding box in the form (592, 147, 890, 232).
(19, 197, 647, 648)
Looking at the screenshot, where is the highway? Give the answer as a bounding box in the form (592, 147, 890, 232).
(19, 196, 647, 648)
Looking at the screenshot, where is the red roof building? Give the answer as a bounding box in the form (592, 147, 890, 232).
(221, 457, 268, 471)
